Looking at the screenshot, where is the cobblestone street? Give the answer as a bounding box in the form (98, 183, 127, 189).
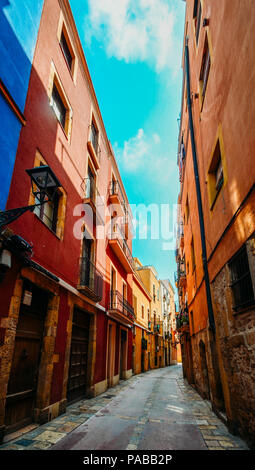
(0, 365, 249, 451)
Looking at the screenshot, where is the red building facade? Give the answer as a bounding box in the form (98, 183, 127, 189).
(0, 0, 134, 441)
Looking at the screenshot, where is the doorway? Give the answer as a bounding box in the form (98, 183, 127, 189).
(67, 308, 90, 403)
(107, 323, 116, 387)
(119, 328, 127, 379)
(5, 282, 49, 434)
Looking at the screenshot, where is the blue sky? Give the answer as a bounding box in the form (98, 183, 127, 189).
(69, 0, 186, 297)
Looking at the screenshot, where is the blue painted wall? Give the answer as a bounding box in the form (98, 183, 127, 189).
(0, 0, 44, 210)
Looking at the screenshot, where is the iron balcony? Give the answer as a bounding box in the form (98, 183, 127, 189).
(78, 255, 103, 302)
(108, 180, 126, 215)
(109, 290, 135, 322)
(108, 223, 134, 273)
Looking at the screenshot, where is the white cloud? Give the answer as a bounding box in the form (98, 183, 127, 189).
(115, 128, 149, 172)
(153, 133, 161, 144)
(114, 128, 177, 184)
(85, 0, 180, 73)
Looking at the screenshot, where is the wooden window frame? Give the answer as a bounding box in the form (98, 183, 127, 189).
(57, 11, 77, 83)
(194, 0, 202, 45)
(60, 24, 74, 73)
(91, 118, 99, 156)
(207, 139, 224, 210)
(191, 237, 196, 273)
(31, 152, 66, 240)
(229, 245, 255, 312)
(199, 34, 211, 109)
(34, 189, 60, 234)
(48, 64, 73, 141)
(141, 305, 144, 319)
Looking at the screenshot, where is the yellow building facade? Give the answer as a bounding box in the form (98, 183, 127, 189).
(134, 259, 164, 369)
(132, 272, 151, 374)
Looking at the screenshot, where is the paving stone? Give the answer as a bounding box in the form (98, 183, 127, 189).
(30, 441, 52, 450)
(199, 425, 217, 429)
(200, 431, 213, 438)
(205, 440, 221, 447)
(219, 440, 235, 447)
(117, 415, 134, 420)
(208, 447, 225, 450)
(34, 431, 66, 444)
(0, 444, 26, 450)
(57, 423, 80, 432)
(15, 439, 35, 447)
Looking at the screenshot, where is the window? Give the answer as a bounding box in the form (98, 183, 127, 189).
(195, 1, 202, 44)
(215, 157, 223, 192)
(51, 83, 66, 129)
(50, 73, 72, 139)
(91, 120, 99, 154)
(80, 237, 93, 286)
(199, 35, 211, 102)
(179, 137, 186, 183)
(229, 245, 254, 311)
(185, 196, 190, 224)
(193, 0, 199, 18)
(57, 13, 77, 81)
(153, 284, 156, 302)
(34, 186, 60, 233)
(190, 310, 195, 335)
(133, 295, 137, 316)
(191, 237, 196, 272)
(208, 139, 224, 208)
(31, 152, 66, 239)
(88, 116, 100, 169)
(142, 305, 144, 319)
(85, 165, 96, 201)
(60, 29, 73, 71)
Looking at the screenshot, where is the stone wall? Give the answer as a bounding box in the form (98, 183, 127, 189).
(211, 237, 255, 447)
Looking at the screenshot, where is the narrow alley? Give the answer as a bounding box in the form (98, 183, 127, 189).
(0, 366, 248, 451)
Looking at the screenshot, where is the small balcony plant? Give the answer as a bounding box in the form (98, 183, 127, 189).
(180, 309, 189, 326)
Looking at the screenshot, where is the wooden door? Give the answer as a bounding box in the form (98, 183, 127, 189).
(67, 308, 90, 403)
(5, 284, 48, 433)
(107, 323, 116, 387)
(119, 329, 127, 379)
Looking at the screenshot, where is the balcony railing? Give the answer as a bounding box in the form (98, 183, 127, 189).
(176, 311, 189, 332)
(153, 321, 163, 335)
(124, 205, 134, 237)
(109, 290, 135, 321)
(111, 223, 134, 269)
(109, 180, 126, 212)
(178, 221, 184, 238)
(78, 255, 103, 301)
(175, 258, 187, 287)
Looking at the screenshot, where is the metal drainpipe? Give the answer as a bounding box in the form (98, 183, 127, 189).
(184, 39, 215, 334)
